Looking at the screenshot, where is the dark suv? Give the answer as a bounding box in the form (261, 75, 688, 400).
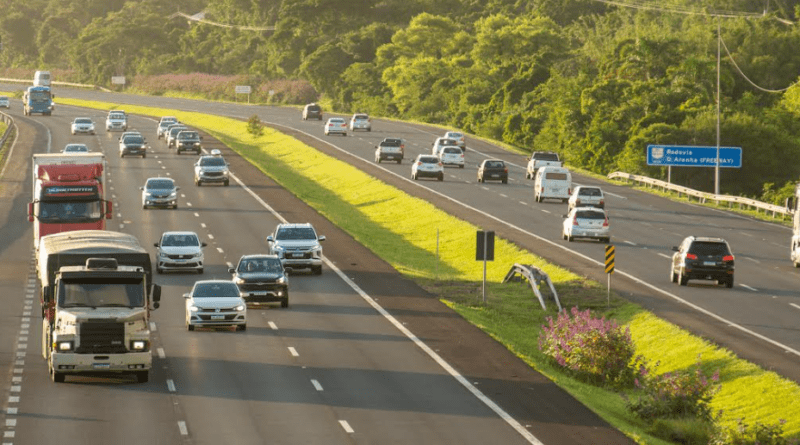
(176, 130, 202, 155)
(670, 236, 735, 288)
(302, 103, 323, 120)
(229, 255, 289, 307)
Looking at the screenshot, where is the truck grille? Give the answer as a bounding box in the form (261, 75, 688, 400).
(76, 321, 126, 353)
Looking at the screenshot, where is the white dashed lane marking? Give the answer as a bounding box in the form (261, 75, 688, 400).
(791, 303, 800, 311)
(268, 321, 278, 330)
(311, 379, 323, 391)
(339, 420, 354, 433)
(288, 347, 299, 357)
(740, 284, 758, 292)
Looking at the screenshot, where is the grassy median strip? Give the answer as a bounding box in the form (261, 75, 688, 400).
(58, 97, 800, 443)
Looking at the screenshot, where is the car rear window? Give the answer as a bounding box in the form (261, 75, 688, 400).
(545, 172, 568, 180)
(443, 147, 461, 154)
(689, 242, 730, 256)
(329, 118, 345, 124)
(576, 211, 606, 220)
(192, 282, 239, 298)
(534, 153, 560, 161)
(579, 188, 602, 196)
(485, 161, 505, 168)
(419, 156, 439, 164)
(307, 105, 320, 111)
(123, 136, 144, 144)
(354, 114, 368, 120)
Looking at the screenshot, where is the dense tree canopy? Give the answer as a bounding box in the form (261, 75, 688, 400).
(3, 0, 800, 199)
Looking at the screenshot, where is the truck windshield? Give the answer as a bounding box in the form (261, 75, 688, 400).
(37, 200, 103, 223)
(58, 278, 144, 308)
(30, 91, 50, 102)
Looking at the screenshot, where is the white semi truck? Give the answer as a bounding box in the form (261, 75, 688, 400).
(38, 230, 160, 383)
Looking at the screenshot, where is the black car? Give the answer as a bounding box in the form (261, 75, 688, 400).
(302, 103, 323, 120)
(176, 130, 203, 155)
(119, 134, 147, 158)
(229, 255, 290, 307)
(671, 236, 735, 288)
(477, 159, 508, 183)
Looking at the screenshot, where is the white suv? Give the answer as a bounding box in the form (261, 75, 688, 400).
(266, 223, 325, 274)
(411, 154, 444, 181)
(154, 231, 207, 274)
(567, 186, 605, 211)
(349, 113, 371, 132)
(105, 111, 127, 131)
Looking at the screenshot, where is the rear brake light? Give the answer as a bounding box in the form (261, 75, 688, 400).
(599, 199, 604, 206)
(568, 188, 572, 195)
(722, 255, 734, 262)
(685, 253, 698, 260)
(503, 168, 508, 173)
(576, 198, 582, 205)
(573, 217, 579, 226)
(602, 217, 609, 227)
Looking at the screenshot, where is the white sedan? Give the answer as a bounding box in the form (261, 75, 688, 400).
(184, 280, 247, 331)
(71, 118, 96, 135)
(562, 207, 610, 243)
(324, 118, 348, 136)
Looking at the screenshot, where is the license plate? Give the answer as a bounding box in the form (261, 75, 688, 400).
(703, 261, 716, 266)
(491, 174, 499, 178)
(211, 315, 225, 320)
(291, 253, 304, 258)
(93, 363, 110, 369)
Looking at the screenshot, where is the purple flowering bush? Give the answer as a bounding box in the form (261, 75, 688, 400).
(539, 306, 640, 388)
(626, 360, 720, 421)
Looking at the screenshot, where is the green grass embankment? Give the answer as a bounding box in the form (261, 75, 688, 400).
(57, 97, 800, 444)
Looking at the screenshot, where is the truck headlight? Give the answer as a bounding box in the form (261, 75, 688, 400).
(57, 341, 73, 351)
(130, 340, 149, 351)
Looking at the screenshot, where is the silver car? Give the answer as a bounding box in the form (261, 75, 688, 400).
(141, 177, 179, 209)
(184, 280, 246, 331)
(562, 207, 610, 243)
(349, 113, 371, 132)
(324, 118, 347, 136)
(71, 118, 96, 135)
(157, 117, 178, 139)
(105, 112, 127, 131)
(568, 186, 605, 211)
(411, 155, 444, 181)
(266, 223, 325, 274)
(0, 96, 9, 108)
(194, 153, 230, 186)
(154, 231, 206, 274)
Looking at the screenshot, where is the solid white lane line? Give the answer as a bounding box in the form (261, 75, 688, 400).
(740, 284, 758, 292)
(178, 421, 188, 436)
(288, 347, 299, 357)
(790, 303, 800, 311)
(268, 321, 278, 330)
(339, 420, 354, 433)
(311, 379, 323, 391)
(744, 257, 760, 264)
(624, 240, 636, 246)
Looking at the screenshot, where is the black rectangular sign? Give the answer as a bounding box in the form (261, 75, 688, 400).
(476, 230, 495, 261)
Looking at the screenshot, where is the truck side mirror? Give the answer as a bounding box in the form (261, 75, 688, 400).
(28, 202, 34, 222)
(42, 286, 53, 304)
(105, 201, 113, 219)
(151, 284, 161, 310)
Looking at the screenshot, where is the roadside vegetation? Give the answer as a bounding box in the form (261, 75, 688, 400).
(57, 96, 800, 444)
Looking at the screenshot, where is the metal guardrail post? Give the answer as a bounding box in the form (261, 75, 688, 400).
(502, 264, 562, 312)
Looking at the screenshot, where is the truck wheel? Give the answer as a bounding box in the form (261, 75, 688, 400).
(135, 371, 149, 383)
(187, 324, 195, 331)
(52, 371, 65, 383)
(42, 320, 51, 360)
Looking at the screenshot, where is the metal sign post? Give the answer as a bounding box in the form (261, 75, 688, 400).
(604, 245, 615, 307)
(476, 231, 495, 304)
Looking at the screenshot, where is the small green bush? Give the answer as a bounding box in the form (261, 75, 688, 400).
(247, 114, 264, 137)
(626, 360, 719, 421)
(648, 417, 714, 445)
(710, 418, 798, 445)
(539, 306, 640, 388)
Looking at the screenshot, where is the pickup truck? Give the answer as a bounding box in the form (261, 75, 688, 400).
(526, 151, 562, 179)
(374, 138, 405, 164)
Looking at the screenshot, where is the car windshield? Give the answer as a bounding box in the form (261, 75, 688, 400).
(192, 282, 239, 298)
(275, 227, 316, 240)
(576, 211, 606, 220)
(162, 234, 200, 247)
(146, 179, 174, 190)
(239, 258, 282, 273)
(123, 136, 144, 145)
(75, 118, 92, 124)
(170, 127, 187, 135)
(383, 139, 402, 146)
(109, 113, 125, 119)
(159, 121, 174, 128)
(179, 131, 199, 139)
(59, 278, 144, 308)
(447, 132, 463, 138)
(306, 105, 320, 111)
(578, 188, 602, 196)
(689, 242, 729, 256)
(200, 157, 226, 166)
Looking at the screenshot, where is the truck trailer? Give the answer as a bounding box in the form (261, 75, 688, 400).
(29, 153, 112, 250)
(37, 231, 159, 383)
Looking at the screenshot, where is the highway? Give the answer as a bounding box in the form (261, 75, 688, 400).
(18, 85, 797, 382)
(0, 97, 635, 444)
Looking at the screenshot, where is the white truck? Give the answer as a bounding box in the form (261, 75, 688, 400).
(525, 151, 562, 179)
(38, 230, 160, 383)
(790, 184, 800, 267)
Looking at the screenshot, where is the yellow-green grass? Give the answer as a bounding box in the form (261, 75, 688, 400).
(57, 96, 800, 442)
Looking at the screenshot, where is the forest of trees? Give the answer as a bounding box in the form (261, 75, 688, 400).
(3, 0, 800, 200)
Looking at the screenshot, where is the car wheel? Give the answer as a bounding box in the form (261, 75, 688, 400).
(567, 233, 573, 242)
(397, 159, 402, 165)
(725, 277, 734, 288)
(502, 178, 508, 184)
(173, 203, 178, 209)
(678, 270, 688, 286)
(478, 176, 483, 183)
(438, 173, 444, 182)
(142, 154, 146, 158)
(412, 173, 417, 180)
(562, 231, 567, 240)
(237, 324, 247, 331)
(224, 180, 229, 186)
(52, 370, 65, 383)
(187, 324, 195, 331)
(313, 265, 322, 275)
(135, 371, 149, 383)
(670, 268, 678, 283)
(142, 204, 147, 210)
(376, 157, 381, 163)
(535, 194, 541, 203)
(196, 179, 201, 186)
(196, 149, 201, 155)
(197, 268, 204, 275)
(281, 298, 289, 308)
(603, 237, 610, 244)
(120, 153, 124, 158)
(156, 267, 163, 274)
(459, 164, 464, 169)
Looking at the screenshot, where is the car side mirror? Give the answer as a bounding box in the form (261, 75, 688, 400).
(175, 187, 181, 191)
(183, 293, 191, 299)
(318, 235, 326, 241)
(562, 214, 568, 218)
(139, 187, 144, 190)
(154, 243, 159, 247)
(266, 236, 274, 242)
(201, 242, 208, 247)
(671, 246, 679, 252)
(284, 267, 293, 275)
(228, 267, 235, 274)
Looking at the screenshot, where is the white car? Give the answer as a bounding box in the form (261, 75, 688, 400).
(349, 113, 371, 132)
(141, 177, 179, 209)
(568, 186, 605, 211)
(444, 131, 465, 149)
(105, 111, 128, 131)
(157, 116, 178, 139)
(0, 96, 9, 108)
(438, 146, 465, 168)
(154, 231, 207, 274)
(432, 137, 459, 155)
(411, 155, 444, 181)
(266, 223, 326, 274)
(324, 118, 348, 136)
(71, 118, 96, 135)
(194, 154, 230, 186)
(62, 143, 89, 153)
(562, 207, 610, 243)
(184, 280, 246, 331)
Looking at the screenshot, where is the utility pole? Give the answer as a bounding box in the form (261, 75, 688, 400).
(715, 17, 721, 196)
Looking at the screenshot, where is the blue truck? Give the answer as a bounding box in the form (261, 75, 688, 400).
(23, 85, 54, 116)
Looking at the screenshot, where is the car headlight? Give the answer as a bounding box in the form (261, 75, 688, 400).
(169, 192, 177, 198)
(272, 245, 285, 252)
(276, 276, 286, 285)
(233, 277, 245, 285)
(189, 305, 199, 312)
(235, 305, 245, 312)
(193, 252, 203, 258)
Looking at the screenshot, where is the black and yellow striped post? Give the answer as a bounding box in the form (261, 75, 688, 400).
(604, 245, 615, 306)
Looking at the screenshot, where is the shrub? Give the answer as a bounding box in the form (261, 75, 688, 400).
(648, 417, 714, 445)
(539, 306, 639, 388)
(710, 418, 798, 445)
(626, 359, 719, 421)
(247, 115, 264, 137)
